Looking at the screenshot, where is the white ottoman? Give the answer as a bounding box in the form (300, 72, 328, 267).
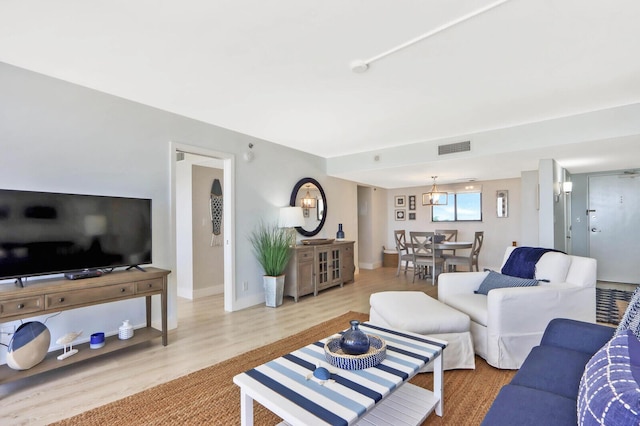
(369, 291, 475, 370)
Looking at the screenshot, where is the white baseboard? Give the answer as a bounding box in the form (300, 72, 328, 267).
(359, 261, 382, 270)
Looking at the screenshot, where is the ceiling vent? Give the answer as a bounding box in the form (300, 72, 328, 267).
(438, 141, 470, 155)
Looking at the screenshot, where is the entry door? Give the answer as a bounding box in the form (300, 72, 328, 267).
(588, 174, 640, 283)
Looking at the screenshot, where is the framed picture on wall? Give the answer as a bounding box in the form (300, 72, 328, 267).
(395, 209, 406, 221)
(408, 212, 416, 220)
(408, 195, 416, 210)
(394, 195, 406, 207)
(497, 190, 508, 218)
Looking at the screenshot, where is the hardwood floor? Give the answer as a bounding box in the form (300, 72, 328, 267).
(0, 266, 435, 425)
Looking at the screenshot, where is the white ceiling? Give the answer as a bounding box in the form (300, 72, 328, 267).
(2, 0, 640, 188)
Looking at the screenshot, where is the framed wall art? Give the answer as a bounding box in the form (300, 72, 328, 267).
(408, 212, 416, 220)
(395, 209, 406, 221)
(408, 195, 416, 210)
(394, 195, 406, 207)
(496, 190, 508, 218)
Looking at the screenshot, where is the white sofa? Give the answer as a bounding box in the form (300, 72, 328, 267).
(438, 246, 596, 369)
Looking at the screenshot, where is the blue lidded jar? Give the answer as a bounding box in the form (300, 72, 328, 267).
(340, 320, 370, 355)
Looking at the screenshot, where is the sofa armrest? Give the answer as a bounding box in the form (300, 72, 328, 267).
(437, 271, 488, 304)
(540, 318, 615, 355)
(487, 284, 596, 336)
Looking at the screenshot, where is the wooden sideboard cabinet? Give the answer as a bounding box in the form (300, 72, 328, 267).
(284, 240, 355, 302)
(0, 267, 170, 384)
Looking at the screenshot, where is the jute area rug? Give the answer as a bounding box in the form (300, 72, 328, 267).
(52, 311, 516, 426)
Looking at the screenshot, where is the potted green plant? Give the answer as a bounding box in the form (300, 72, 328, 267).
(249, 221, 293, 307)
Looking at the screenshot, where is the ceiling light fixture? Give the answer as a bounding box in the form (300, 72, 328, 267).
(350, 0, 512, 73)
(422, 176, 448, 206)
(301, 185, 316, 209)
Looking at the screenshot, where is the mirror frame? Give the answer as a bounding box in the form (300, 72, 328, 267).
(290, 177, 327, 237)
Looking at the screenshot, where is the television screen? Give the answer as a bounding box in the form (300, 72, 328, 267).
(0, 189, 152, 280)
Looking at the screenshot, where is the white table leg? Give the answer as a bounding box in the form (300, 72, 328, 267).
(240, 388, 254, 426)
(434, 352, 444, 416)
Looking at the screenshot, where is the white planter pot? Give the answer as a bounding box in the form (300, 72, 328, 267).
(263, 275, 285, 307)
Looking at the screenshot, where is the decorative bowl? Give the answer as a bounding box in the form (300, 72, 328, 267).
(324, 334, 386, 370)
(301, 238, 335, 245)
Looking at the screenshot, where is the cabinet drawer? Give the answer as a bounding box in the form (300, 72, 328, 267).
(298, 248, 314, 262)
(0, 295, 44, 318)
(46, 283, 135, 309)
(136, 278, 163, 294)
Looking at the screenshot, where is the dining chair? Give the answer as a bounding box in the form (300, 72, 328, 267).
(435, 229, 458, 257)
(394, 230, 414, 276)
(444, 231, 484, 272)
(409, 231, 445, 285)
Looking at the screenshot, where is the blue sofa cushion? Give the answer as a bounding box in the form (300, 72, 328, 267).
(481, 384, 577, 426)
(540, 318, 615, 355)
(577, 330, 640, 425)
(475, 270, 538, 295)
(617, 286, 640, 339)
(510, 345, 593, 400)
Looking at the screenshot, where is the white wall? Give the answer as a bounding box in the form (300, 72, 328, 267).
(520, 170, 540, 246)
(0, 62, 358, 363)
(356, 186, 388, 269)
(385, 178, 521, 270)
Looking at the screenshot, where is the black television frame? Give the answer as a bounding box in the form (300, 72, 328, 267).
(0, 188, 152, 286)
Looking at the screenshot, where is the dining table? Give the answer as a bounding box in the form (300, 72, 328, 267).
(432, 241, 472, 254)
(412, 241, 473, 278)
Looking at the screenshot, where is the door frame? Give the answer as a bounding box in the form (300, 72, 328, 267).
(170, 142, 236, 312)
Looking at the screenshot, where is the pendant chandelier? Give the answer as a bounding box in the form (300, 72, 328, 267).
(422, 176, 448, 206)
(301, 185, 316, 209)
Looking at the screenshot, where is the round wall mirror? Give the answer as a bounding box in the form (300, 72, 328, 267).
(290, 177, 327, 237)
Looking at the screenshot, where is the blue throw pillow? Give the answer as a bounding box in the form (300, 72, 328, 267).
(578, 330, 640, 425)
(475, 270, 539, 295)
(617, 286, 640, 340)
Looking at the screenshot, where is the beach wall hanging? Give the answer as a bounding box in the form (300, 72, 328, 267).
(210, 178, 223, 246)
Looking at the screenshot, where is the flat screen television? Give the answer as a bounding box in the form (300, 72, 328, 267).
(0, 189, 152, 282)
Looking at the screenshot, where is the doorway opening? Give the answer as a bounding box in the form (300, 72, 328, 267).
(170, 142, 235, 312)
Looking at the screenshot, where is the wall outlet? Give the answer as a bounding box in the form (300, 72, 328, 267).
(243, 281, 248, 291)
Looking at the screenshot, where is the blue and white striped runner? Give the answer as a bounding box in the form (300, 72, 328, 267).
(239, 322, 445, 426)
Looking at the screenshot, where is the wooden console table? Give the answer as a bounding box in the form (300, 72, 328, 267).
(284, 240, 355, 302)
(0, 267, 170, 384)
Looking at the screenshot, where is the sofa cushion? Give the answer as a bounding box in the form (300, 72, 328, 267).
(616, 286, 640, 339)
(481, 384, 577, 426)
(540, 318, 615, 355)
(441, 293, 488, 326)
(534, 251, 572, 284)
(577, 330, 640, 425)
(510, 345, 593, 400)
(475, 270, 538, 295)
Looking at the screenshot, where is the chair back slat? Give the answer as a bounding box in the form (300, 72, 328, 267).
(435, 229, 458, 242)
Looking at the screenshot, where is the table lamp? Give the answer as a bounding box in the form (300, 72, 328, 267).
(278, 207, 304, 246)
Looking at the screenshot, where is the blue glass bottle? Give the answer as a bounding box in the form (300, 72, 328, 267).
(340, 320, 370, 355)
(336, 223, 345, 239)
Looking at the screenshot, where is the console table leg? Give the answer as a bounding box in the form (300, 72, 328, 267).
(240, 389, 254, 426)
(146, 295, 152, 328)
(161, 279, 168, 346)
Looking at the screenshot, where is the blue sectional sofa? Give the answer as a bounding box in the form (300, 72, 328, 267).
(481, 318, 615, 425)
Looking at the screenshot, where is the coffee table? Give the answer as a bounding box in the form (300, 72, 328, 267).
(233, 322, 446, 425)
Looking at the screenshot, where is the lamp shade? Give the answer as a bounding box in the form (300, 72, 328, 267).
(278, 207, 305, 228)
